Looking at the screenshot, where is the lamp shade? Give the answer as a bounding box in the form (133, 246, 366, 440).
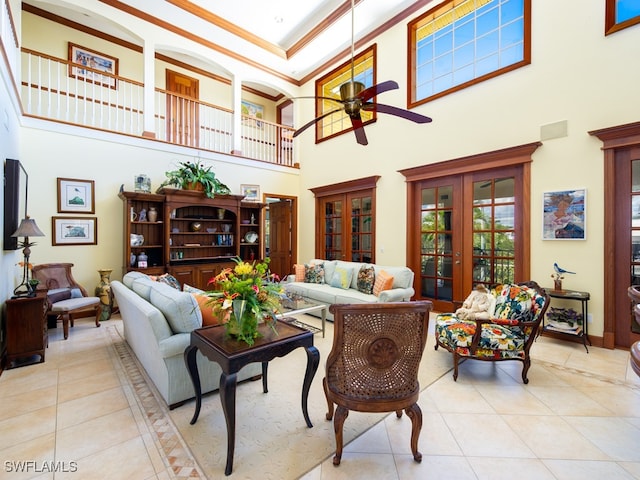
(11, 216, 45, 238)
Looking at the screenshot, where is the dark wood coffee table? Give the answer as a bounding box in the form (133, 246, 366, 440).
(184, 319, 320, 476)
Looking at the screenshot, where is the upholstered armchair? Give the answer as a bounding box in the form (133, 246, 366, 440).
(32, 263, 100, 339)
(435, 281, 550, 384)
(323, 301, 432, 466)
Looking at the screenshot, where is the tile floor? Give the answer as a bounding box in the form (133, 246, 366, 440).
(0, 314, 639, 480)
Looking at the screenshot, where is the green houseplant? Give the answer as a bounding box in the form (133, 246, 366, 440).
(157, 160, 231, 198)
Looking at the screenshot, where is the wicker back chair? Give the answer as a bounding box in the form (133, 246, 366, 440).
(323, 301, 432, 466)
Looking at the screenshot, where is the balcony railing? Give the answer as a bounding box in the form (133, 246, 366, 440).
(20, 48, 295, 167)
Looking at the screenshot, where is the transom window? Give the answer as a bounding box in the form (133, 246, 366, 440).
(606, 0, 640, 34)
(409, 0, 530, 107)
(314, 45, 376, 143)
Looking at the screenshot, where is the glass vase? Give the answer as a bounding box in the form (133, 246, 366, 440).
(225, 299, 259, 345)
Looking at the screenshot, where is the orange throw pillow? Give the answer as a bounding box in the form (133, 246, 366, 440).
(373, 270, 394, 297)
(191, 293, 222, 326)
(293, 263, 305, 282)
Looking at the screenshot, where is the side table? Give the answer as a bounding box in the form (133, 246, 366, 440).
(184, 319, 320, 476)
(540, 288, 591, 352)
(4, 294, 47, 368)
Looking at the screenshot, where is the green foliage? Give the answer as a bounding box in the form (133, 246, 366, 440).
(157, 160, 231, 198)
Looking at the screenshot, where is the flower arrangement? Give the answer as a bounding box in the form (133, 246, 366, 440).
(207, 257, 283, 345)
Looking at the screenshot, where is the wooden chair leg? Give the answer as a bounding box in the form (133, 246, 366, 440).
(62, 315, 69, 340)
(405, 403, 423, 463)
(333, 405, 349, 466)
(94, 305, 101, 327)
(453, 352, 460, 381)
(323, 377, 334, 421)
(521, 356, 531, 384)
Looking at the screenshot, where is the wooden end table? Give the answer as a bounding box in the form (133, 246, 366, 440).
(184, 319, 320, 476)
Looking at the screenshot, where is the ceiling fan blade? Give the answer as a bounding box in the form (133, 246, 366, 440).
(358, 80, 399, 102)
(291, 95, 344, 104)
(349, 115, 368, 145)
(363, 102, 432, 123)
(292, 107, 344, 138)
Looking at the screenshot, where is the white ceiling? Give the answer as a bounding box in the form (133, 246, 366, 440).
(24, 0, 433, 89)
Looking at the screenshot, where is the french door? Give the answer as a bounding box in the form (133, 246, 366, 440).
(311, 176, 379, 263)
(402, 143, 538, 312)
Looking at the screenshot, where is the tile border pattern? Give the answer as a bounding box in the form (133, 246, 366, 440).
(107, 326, 205, 480)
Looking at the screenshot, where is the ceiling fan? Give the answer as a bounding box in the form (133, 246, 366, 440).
(292, 0, 432, 146)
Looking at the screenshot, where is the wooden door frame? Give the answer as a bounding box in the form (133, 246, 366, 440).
(263, 192, 298, 271)
(400, 142, 541, 302)
(590, 120, 640, 349)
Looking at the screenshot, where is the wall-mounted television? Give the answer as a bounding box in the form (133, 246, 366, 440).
(3, 159, 28, 251)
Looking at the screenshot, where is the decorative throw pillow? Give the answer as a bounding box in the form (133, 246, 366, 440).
(373, 270, 394, 296)
(156, 273, 181, 290)
(293, 264, 305, 282)
(191, 293, 222, 326)
(304, 263, 325, 284)
(329, 267, 353, 290)
(47, 288, 72, 304)
(357, 265, 375, 294)
(150, 284, 202, 333)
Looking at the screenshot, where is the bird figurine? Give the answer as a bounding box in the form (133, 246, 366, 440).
(554, 263, 575, 275)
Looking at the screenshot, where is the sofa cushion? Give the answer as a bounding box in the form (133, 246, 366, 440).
(149, 283, 202, 333)
(374, 265, 413, 289)
(130, 276, 156, 302)
(373, 270, 394, 296)
(356, 265, 375, 294)
(122, 271, 149, 289)
(329, 266, 354, 289)
(305, 263, 325, 284)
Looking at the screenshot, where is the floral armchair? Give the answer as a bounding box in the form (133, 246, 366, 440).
(434, 281, 550, 384)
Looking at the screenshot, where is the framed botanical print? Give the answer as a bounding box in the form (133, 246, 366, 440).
(52, 216, 97, 246)
(542, 189, 586, 240)
(57, 178, 95, 214)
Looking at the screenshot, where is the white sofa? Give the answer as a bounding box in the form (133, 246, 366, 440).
(284, 259, 415, 320)
(111, 271, 262, 409)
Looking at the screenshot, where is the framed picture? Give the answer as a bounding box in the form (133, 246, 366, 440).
(52, 217, 97, 246)
(241, 100, 264, 128)
(241, 184, 260, 202)
(542, 189, 586, 240)
(57, 178, 95, 214)
(68, 42, 118, 89)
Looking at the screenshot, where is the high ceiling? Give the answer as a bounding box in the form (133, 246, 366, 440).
(24, 0, 435, 89)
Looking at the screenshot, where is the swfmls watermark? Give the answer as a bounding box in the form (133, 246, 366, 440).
(4, 460, 78, 473)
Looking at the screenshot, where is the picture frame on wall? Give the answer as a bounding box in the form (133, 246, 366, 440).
(241, 100, 264, 128)
(241, 184, 260, 202)
(68, 42, 118, 89)
(542, 188, 586, 240)
(57, 178, 95, 214)
(52, 216, 97, 246)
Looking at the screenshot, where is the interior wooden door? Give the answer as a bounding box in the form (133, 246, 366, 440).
(268, 199, 293, 281)
(614, 146, 640, 348)
(166, 70, 199, 146)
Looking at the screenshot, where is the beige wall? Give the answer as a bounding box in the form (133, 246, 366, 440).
(293, 0, 640, 337)
(4, 1, 640, 340)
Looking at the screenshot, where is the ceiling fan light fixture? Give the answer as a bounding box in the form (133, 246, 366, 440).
(339, 80, 365, 101)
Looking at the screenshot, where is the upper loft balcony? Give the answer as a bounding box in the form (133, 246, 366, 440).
(19, 48, 297, 168)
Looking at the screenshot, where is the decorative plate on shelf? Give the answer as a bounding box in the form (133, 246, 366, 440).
(244, 231, 258, 243)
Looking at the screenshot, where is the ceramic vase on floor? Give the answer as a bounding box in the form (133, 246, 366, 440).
(95, 269, 114, 321)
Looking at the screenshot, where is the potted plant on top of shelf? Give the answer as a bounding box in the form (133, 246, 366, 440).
(157, 160, 231, 198)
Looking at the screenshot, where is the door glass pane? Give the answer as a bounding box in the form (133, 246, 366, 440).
(472, 177, 516, 285)
(324, 200, 342, 260)
(633, 160, 640, 192)
(420, 185, 453, 302)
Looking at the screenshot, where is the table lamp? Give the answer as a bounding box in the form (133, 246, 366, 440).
(11, 216, 45, 298)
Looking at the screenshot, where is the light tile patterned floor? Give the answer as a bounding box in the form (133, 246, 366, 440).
(0, 314, 639, 480)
